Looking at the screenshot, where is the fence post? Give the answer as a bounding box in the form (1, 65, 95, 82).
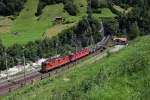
(55, 70, 57, 74)
(49, 73, 51, 77)
(41, 75, 43, 80)
(21, 82, 23, 87)
(8, 88, 11, 92)
(31, 80, 33, 84)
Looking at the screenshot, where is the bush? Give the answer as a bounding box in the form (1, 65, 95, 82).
(64, 1, 78, 16)
(0, 0, 26, 16)
(35, 0, 47, 16)
(91, 0, 99, 9)
(127, 22, 140, 40)
(92, 9, 102, 13)
(35, 0, 62, 16)
(36, 0, 78, 16)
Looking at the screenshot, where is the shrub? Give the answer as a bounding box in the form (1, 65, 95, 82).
(92, 9, 102, 13)
(36, 0, 78, 16)
(0, 0, 26, 16)
(64, 1, 78, 16)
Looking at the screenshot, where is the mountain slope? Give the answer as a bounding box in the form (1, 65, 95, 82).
(0, 0, 87, 46)
(2, 35, 150, 99)
(0, 0, 117, 47)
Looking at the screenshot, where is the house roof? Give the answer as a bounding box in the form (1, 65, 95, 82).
(54, 16, 63, 19)
(113, 36, 128, 42)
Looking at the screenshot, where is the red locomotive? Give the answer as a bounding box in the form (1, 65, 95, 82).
(41, 49, 90, 72)
(70, 49, 90, 61)
(41, 56, 70, 72)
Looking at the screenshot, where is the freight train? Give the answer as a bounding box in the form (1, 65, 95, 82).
(41, 35, 111, 72)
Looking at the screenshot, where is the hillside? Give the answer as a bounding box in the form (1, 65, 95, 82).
(0, 0, 26, 16)
(2, 35, 150, 99)
(0, 0, 118, 47)
(0, 0, 150, 99)
(0, 0, 88, 46)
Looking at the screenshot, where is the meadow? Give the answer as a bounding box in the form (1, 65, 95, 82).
(0, 0, 117, 47)
(0, 0, 87, 47)
(93, 8, 117, 18)
(1, 35, 150, 100)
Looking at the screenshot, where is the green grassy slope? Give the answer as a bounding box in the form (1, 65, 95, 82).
(74, 0, 87, 16)
(0, 0, 45, 46)
(2, 35, 150, 100)
(93, 8, 117, 18)
(0, 16, 13, 33)
(113, 5, 133, 14)
(0, 0, 117, 47)
(0, 0, 87, 47)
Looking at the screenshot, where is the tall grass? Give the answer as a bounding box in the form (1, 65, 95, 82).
(93, 8, 117, 18)
(1, 35, 150, 100)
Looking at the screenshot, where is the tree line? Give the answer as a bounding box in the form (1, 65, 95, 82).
(91, 0, 109, 9)
(90, 0, 150, 39)
(115, 0, 150, 39)
(0, 0, 26, 16)
(0, 0, 78, 16)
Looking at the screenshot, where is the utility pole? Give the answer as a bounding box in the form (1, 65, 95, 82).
(99, 21, 104, 36)
(86, 14, 95, 50)
(88, 0, 92, 18)
(23, 47, 26, 85)
(12, 57, 14, 67)
(5, 51, 9, 81)
(75, 35, 77, 69)
(56, 37, 59, 55)
(71, 33, 78, 68)
(89, 0, 92, 11)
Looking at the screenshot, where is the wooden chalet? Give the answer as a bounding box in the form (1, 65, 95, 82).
(54, 16, 64, 24)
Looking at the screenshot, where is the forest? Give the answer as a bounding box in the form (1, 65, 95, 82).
(91, 0, 150, 37)
(0, 0, 26, 16)
(0, 0, 77, 16)
(114, 0, 150, 36)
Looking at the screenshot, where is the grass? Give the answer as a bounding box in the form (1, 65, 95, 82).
(74, 0, 88, 16)
(0, 0, 87, 47)
(113, 5, 133, 14)
(39, 3, 69, 21)
(0, 0, 46, 46)
(1, 35, 150, 100)
(1, 48, 109, 99)
(45, 23, 76, 38)
(0, 0, 116, 47)
(0, 16, 13, 33)
(93, 8, 117, 18)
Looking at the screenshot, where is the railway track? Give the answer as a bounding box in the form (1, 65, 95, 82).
(0, 35, 111, 96)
